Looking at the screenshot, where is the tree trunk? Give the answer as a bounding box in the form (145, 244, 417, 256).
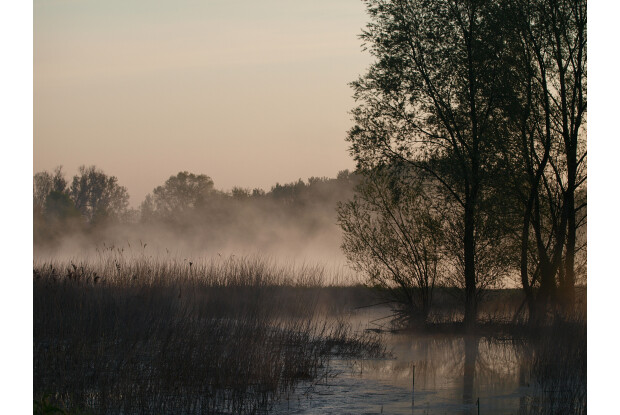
(534, 258, 556, 325)
(561, 143, 577, 308)
(520, 213, 536, 322)
(462, 336, 479, 405)
(464, 197, 477, 329)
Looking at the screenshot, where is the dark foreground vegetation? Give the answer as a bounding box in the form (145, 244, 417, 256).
(34, 255, 385, 414)
(520, 317, 587, 414)
(33, 252, 586, 414)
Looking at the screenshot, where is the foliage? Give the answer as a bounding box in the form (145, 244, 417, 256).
(33, 167, 80, 245)
(348, 0, 516, 326)
(34, 166, 68, 212)
(346, 0, 585, 325)
(338, 164, 444, 323)
(69, 165, 129, 224)
(503, 0, 586, 317)
(44, 191, 80, 222)
(146, 171, 215, 219)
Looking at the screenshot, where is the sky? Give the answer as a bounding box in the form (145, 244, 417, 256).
(34, 0, 371, 206)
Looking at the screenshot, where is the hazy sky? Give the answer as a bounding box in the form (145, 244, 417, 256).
(34, 0, 371, 205)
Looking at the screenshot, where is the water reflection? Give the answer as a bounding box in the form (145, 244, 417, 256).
(274, 331, 530, 414)
(462, 336, 478, 411)
(272, 307, 584, 414)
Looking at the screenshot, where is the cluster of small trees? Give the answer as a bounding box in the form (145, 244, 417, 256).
(137, 170, 359, 224)
(33, 166, 360, 246)
(34, 166, 130, 242)
(338, 0, 586, 326)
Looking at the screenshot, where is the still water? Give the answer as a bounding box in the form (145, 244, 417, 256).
(274, 310, 535, 414)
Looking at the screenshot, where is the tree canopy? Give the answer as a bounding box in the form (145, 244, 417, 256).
(344, 0, 586, 326)
(141, 172, 215, 221)
(70, 165, 130, 224)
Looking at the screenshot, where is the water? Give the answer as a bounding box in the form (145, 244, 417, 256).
(273, 309, 536, 414)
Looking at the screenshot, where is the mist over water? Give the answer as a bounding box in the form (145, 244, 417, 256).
(33, 172, 363, 286)
(34, 218, 346, 264)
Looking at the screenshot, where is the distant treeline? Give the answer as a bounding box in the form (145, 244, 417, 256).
(33, 165, 360, 249)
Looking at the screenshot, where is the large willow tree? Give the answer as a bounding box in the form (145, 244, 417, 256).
(505, 0, 586, 316)
(347, 0, 513, 327)
(345, 0, 586, 326)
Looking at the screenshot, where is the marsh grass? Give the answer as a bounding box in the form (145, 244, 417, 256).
(513, 315, 587, 415)
(33, 254, 385, 414)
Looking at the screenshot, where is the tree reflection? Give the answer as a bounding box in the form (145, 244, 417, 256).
(462, 336, 479, 413)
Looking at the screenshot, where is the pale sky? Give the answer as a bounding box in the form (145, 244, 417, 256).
(34, 0, 371, 205)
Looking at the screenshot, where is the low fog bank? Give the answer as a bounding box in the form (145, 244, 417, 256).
(33, 167, 361, 280)
(35, 222, 346, 265)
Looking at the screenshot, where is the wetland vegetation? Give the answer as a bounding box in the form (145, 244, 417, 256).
(33, 249, 586, 414)
(34, 254, 385, 414)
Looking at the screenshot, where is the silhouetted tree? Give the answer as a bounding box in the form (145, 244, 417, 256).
(33, 167, 81, 244)
(338, 164, 444, 323)
(139, 194, 157, 223)
(336, 170, 353, 181)
(34, 166, 68, 212)
(232, 187, 251, 199)
(349, 0, 513, 327)
(251, 188, 266, 197)
(142, 171, 214, 219)
(528, 0, 586, 308)
(70, 165, 130, 224)
(493, 0, 586, 320)
(270, 179, 306, 204)
(44, 191, 80, 222)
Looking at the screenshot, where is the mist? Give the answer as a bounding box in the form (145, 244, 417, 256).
(33, 168, 360, 274)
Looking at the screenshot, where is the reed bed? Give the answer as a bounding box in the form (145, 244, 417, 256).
(516, 316, 587, 415)
(33, 254, 385, 414)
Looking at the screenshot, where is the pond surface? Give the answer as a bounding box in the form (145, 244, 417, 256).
(273, 309, 535, 414)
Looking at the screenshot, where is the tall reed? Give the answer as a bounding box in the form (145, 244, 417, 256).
(34, 254, 384, 414)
